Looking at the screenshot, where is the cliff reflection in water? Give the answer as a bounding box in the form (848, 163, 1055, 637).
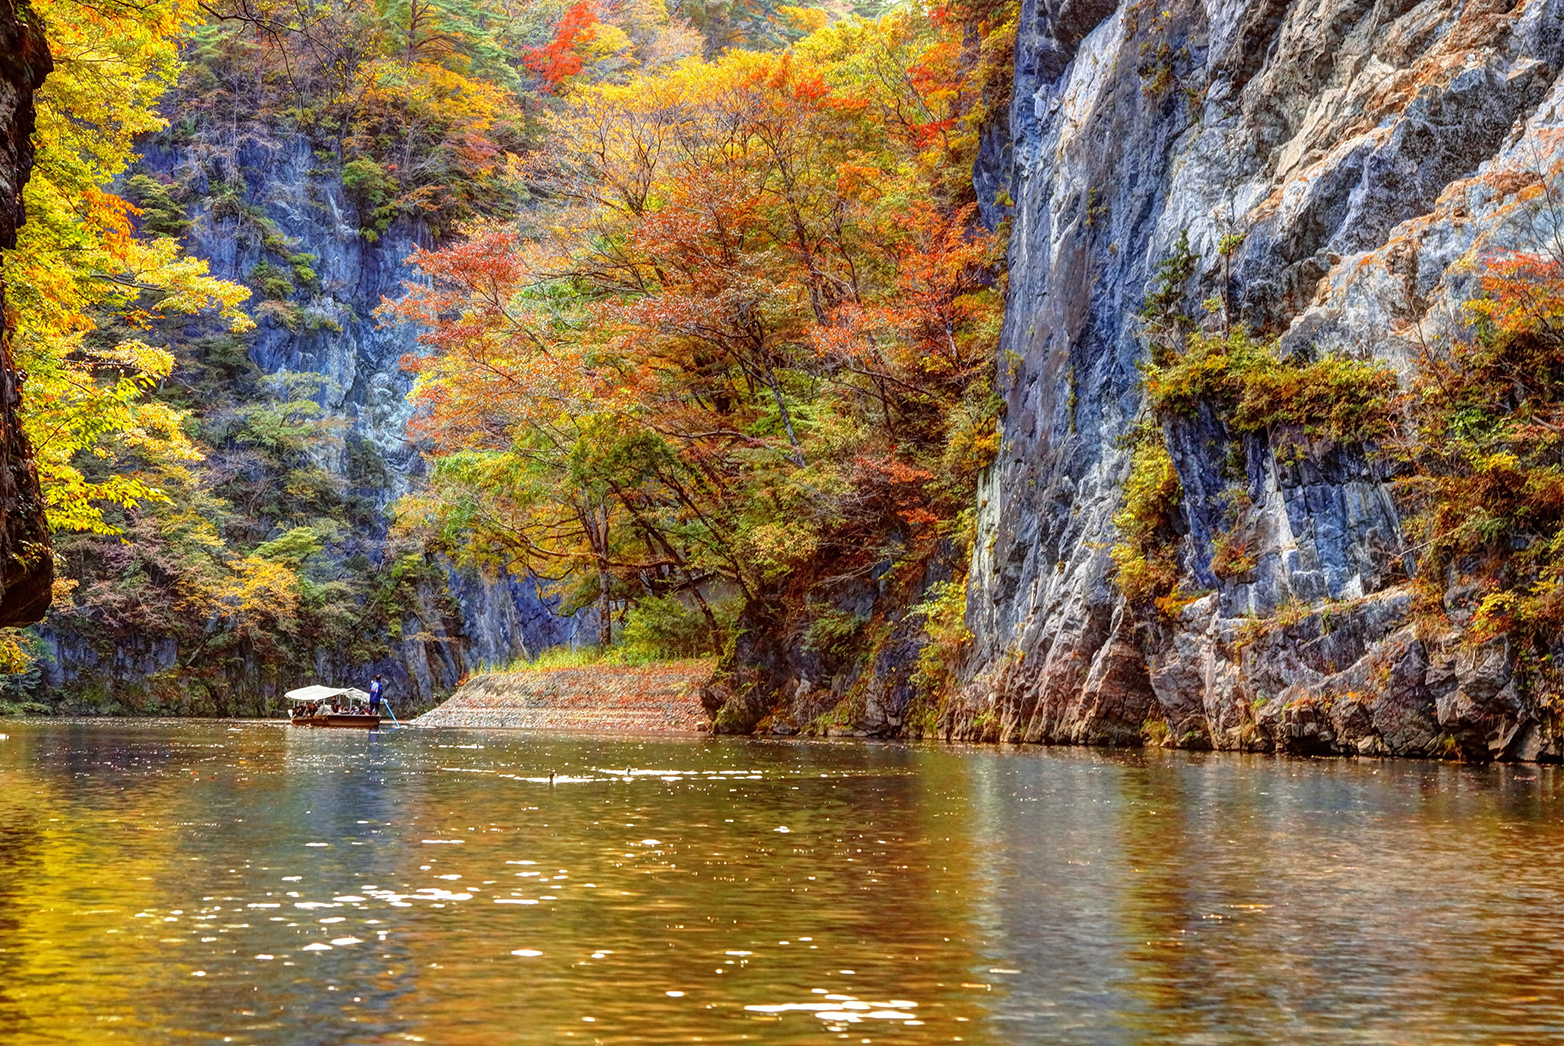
(0, 721, 1557, 1045)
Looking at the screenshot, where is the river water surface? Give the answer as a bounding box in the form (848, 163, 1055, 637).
(0, 720, 1557, 1044)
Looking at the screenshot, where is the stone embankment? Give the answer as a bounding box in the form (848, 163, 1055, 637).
(412, 661, 715, 732)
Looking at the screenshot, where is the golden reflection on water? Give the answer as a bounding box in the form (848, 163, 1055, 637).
(0, 722, 1557, 1045)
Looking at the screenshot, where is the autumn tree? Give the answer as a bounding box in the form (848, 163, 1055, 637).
(392, 7, 1008, 651)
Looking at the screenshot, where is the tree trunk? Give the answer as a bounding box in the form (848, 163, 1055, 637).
(756, 349, 805, 466)
(595, 504, 612, 648)
(597, 560, 612, 648)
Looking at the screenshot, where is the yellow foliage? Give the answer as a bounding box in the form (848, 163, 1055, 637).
(1110, 423, 1182, 606)
(779, 5, 830, 33)
(0, 631, 31, 674)
(7, 0, 251, 536)
(741, 521, 822, 581)
(207, 556, 303, 629)
(584, 23, 633, 57)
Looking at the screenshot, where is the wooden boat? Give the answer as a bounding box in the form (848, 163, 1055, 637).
(286, 684, 382, 729)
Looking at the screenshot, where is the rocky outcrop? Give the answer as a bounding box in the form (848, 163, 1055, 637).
(701, 542, 963, 737)
(165, 137, 431, 493)
(0, 0, 53, 628)
(953, 0, 1563, 759)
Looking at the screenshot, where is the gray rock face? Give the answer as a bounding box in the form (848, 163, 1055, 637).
(38, 134, 590, 709)
(171, 137, 430, 497)
(956, 0, 1562, 759)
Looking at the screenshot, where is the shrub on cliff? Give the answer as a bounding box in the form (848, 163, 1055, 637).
(1396, 251, 1563, 706)
(1145, 325, 1398, 449)
(1109, 419, 1182, 607)
(1124, 230, 1562, 716)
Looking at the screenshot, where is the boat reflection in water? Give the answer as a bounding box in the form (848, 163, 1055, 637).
(286, 684, 382, 729)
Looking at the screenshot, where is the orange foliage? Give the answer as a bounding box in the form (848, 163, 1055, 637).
(526, 1, 600, 93)
(1464, 251, 1563, 342)
(390, 8, 1007, 630)
(1398, 249, 1562, 704)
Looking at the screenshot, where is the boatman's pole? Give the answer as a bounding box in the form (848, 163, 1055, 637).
(383, 702, 401, 728)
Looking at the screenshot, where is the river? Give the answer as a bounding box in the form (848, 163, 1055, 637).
(0, 720, 1557, 1044)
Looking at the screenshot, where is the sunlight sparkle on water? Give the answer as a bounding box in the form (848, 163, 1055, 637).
(0, 721, 1555, 1046)
(745, 994, 920, 1026)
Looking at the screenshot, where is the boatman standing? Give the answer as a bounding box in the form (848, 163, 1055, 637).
(368, 675, 384, 715)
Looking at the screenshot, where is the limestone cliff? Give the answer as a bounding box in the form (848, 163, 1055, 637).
(955, 0, 1562, 759)
(0, 0, 53, 628)
(33, 134, 591, 712)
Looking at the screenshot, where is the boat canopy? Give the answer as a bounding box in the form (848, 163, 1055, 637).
(286, 684, 371, 704)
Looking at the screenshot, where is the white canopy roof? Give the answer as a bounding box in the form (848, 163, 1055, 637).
(286, 684, 371, 704)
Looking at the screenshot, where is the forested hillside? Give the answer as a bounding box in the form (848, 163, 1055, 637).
(390, 5, 1017, 733)
(0, 0, 1015, 715)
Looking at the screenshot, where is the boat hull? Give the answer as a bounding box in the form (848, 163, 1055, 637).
(290, 715, 382, 729)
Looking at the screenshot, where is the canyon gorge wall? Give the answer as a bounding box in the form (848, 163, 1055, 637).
(951, 0, 1562, 759)
(15, 0, 1557, 756)
(33, 133, 592, 713)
